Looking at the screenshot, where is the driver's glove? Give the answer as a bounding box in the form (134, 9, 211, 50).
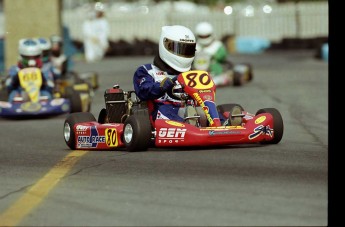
(160, 77, 174, 92)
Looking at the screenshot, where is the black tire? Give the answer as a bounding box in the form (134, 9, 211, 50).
(233, 71, 244, 86)
(256, 108, 284, 144)
(98, 108, 107, 123)
(0, 77, 9, 101)
(76, 84, 92, 112)
(123, 115, 152, 152)
(79, 72, 99, 89)
(63, 112, 96, 150)
(246, 63, 254, 81)
(65, 86, 83, 113)
(88, 73, 99, 89)
(0, 88, 8, 101)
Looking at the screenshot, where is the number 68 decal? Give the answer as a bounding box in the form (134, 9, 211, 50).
(180, 70, 214, 89)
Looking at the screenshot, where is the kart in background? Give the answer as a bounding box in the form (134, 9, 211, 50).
(192, 51, 253, 87)
(0, 67, 82, 118)
(63, 70, 283, 152)
(53, 70, 97, 112)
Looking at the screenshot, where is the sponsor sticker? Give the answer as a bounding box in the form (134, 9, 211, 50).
(77, 126, 105, 148)
(249, 125, 273, 140)
(105, 128, 118, 147)
(165, 120, 185, 127)
(21, 102, 41, 112)
(51, 98, 65, 106)
(255, 116, 266, 124)
(158, 128, 186, 144)
(208, 130, 241, 136)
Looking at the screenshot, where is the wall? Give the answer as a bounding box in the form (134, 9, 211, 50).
(4, 0, 61, 70)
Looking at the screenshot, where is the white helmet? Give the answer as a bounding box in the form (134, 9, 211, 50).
(94, 2, 105, 12)
(18, 38, 41, 57)
(159, 25, 196, 72)
(37, 37, 52, 51)
(18, 38, 42, 67)
(36, 37, 52, 62)
(50, 34, 63, 45)
(195, 22, 214, 46)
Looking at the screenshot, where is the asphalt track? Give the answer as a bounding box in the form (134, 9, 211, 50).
(0, 50, 328, 226)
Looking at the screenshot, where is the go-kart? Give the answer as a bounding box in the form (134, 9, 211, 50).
(0, 67, 82, 118)
(53, 70, 96, 112)
(192, 50, 253, 87)
(63, 70, 283, 152)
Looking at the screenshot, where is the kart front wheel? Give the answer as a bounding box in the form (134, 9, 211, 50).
(256, 108, 284, 144)
(123, 115, 152, 152)
(63, 112, 96, 150)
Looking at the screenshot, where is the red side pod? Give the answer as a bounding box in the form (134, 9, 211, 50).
(74, 122, 125, 150)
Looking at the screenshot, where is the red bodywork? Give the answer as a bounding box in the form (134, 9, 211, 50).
(72, 111, 274, 150)
(71, 70, 275, 150)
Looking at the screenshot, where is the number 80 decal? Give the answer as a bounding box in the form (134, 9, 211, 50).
(180, 70, 215, 89)
(106, 128, 118, 147)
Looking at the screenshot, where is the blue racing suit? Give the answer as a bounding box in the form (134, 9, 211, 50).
(41, 60, 61, 92)
(133, 56, 226, 123)
(133, 62, 184, 122)
(6, 64, 53, 102)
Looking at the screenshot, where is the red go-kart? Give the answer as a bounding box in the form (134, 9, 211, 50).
(63, 70, 283, 152)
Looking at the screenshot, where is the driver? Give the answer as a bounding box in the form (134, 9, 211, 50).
(6, 38, 53, 102)
(193, 21, 231, 86)
(133, 25, 198, 123)
(50, 34, 68, 77)
(36, 37, 59, 92)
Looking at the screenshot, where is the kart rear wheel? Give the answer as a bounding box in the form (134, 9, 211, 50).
(245, 63, 254, 81)
(65, 86, 83, 113)
(63, 112, 96, 150)
(98, 108, 107, 123)
(233, 71, 244, 86)
(79, 72, 99, 89)
(0, 88, 8, 101)
(123, 115, 152, 152)
(256, 108, 284, 144)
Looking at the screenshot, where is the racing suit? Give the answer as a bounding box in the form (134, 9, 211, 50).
(6, 62, 53, 102)
(51, 53, 68, 77)
(41, 59, 61, 93)
(133, 55, 227, 123)
(196, 40, 228, 74)
(133, 55, 184, 122)
(194, 40, 231, 85)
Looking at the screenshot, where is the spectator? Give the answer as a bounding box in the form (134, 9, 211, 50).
(82, 2, 110, 63)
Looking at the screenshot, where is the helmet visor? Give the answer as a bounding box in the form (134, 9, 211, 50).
(198, 34, 211, 39)
(163, 38, 196, 58)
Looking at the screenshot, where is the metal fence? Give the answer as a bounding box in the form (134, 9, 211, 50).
(62, 1, 328, 43)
